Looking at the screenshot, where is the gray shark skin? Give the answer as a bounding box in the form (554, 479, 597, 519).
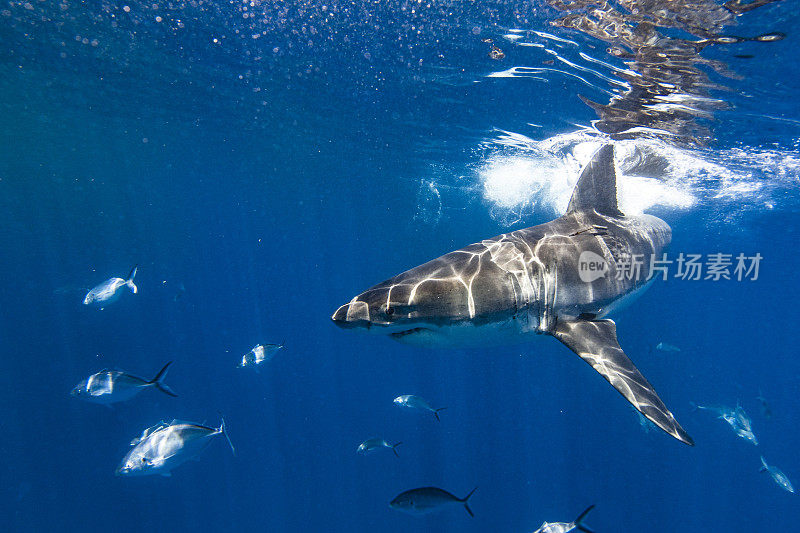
(332, 144, 693, 446)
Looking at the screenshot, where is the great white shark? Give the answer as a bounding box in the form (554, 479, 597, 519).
(332, 144, 692, 446)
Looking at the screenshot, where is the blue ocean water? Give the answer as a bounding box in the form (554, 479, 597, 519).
(2, 1, 800, 531)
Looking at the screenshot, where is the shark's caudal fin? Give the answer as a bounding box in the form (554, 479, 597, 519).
(433, 407, 447, 421)
(573, 504, 596, 533)
(459, 487, 477, 518)
(149, 361, 178, 397)
(760, 456, 769, 473)
(127, 265, 138, 294)
(566, 144, 625, 217)
(552, 318, 694, 446)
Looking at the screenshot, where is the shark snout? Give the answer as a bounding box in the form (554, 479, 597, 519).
(332, 283, 403, 330)
(331, 298, 373, 329)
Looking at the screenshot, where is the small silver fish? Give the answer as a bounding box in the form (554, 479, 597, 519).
(116, 418, 235, 477)
(393, 395, 446, 421)
(390, 487, 476, 517)
(237, 343, 283, 370)
(655, 342, 680, 352)
(732, 403, 758, 445)
(735, 403, 754, 430)
(71, 362, 177, 404)
(760, 456, 795, 494)
(356, 438, 402, 457)
(533, 505, 596, 533)
(83, 265, 138, 306)
(692, 401, 758, 445)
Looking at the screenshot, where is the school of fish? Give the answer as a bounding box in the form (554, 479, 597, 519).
(71, 239, 792, 530)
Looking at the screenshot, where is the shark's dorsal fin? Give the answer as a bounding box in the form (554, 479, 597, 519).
(552, 318, 694, 446)
(566, 144, 624, 217)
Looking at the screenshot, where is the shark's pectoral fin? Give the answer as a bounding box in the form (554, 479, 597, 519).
(552, 318, 694, 446)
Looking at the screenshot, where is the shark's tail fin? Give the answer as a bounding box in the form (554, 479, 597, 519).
(391, 442, 402, 457)
(149, 361, 177, 397)
(573, 505, 596, 533)
(760, 456, 768, 473)
(689, 401, 699, 413)
(433, 407, 447, 421)
(126, 265, 138, 294)
(459, 487, 477, 518)
(218, 417, 236, 456)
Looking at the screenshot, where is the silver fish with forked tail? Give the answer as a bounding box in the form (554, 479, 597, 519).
(83, 265, 138, 306)
(237, 343, 284, 371)
(693, 401, 758, 445)
(533, 505, 596, 533)
(393, 395, 446, 421)
(116, 418, 235, 477)
(357, 438, 402, 457)
(760, 456, 794, 494)
(71, 362, 177, 405)
(390, 486, 477, 517)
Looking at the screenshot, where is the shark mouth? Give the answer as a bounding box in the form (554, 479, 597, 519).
(389, 327, 429, 339)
